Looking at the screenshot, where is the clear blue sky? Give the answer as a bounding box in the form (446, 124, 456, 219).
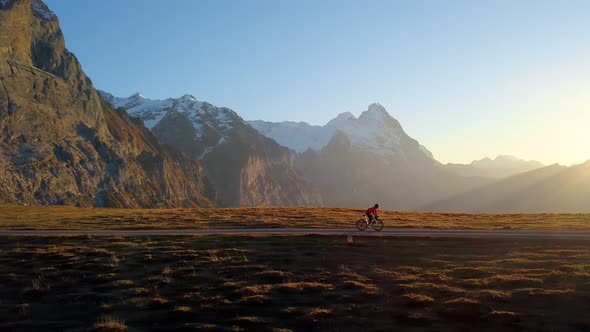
(45, 0, 590, 166)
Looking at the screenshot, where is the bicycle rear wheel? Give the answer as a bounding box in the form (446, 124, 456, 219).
(372, 219, 384, 231)
(356, 219, 368, 231)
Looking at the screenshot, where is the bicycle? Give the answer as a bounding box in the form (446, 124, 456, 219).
(356, 215, 383, 231)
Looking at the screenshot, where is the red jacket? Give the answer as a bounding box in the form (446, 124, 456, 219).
(367, 206, 378, 216)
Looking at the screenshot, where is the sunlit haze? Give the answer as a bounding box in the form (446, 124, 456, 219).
(2, 1, 590, 326)
(45, 0, 590, 166)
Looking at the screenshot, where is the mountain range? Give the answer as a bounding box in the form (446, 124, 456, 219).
(424, 161, 590, 213)
(443, 155, 545, 179)
(250, 103, 434, 160)
(98, 92, 321, 207)
(0, 0, 587, 212)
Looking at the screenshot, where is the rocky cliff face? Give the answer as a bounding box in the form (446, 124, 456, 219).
(0, 0, 214, 207)
(199, 122, 321, 206)
(101, 92, 322, 207)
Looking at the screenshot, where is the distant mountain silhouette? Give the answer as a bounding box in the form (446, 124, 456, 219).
(443, 155, 544, 179)
(422, 161, 590, 213)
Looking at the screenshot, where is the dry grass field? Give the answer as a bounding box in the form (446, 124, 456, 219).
(2, 204, 590, 230)
(0, 235, 589, 331)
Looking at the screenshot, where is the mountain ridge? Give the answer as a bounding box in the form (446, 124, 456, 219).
(249, 103, 435, 162)
(422, 161, 589, 213)
(443, 155, 545, 179)
(2, 0, 584, 212)
(100, 91, 322, 207)
(0, 0, 215, 207)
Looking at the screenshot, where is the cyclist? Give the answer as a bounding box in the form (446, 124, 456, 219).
(365, 204, 379, 225)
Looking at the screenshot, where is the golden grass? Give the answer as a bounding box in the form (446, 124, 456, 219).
(1, 204, 590, 230)
(1, 236, 589, 331)
(402, 293, 435, 305)
(174, 306, 191, 312)
(94, 316, 127, 331)
(239, 294, 269, 305)
(488, 310, 517, 317)
(399, 282, 467, 296)
(242, 284, 272, 295)
(477, 289, 511, 300)
(342, 279, 380, 294)
(109, 254, 120, 267)
(445, 297, 479, 305)
(133, 287, 149, 295)
(30, 277, 45, 291)
(149, 297, 169, 306)
(238, 316, 266, 323)
(112, 280, 134, 287)
(276, 282, 334, 293)
(346, 234, 354, 245)
(307, 308, 332, 318)
(162, 266, 173, 276)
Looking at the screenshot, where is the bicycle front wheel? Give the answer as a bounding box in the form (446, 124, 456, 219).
(356, 219, 368, 231)
(372, 219, 384, 231)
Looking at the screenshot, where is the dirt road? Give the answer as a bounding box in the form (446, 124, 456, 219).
(1, 228, 590, 238)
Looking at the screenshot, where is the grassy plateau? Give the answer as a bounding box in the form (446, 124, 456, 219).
(0, 235, 589, 331)
(2, 204, 590, 230)
(1, 205, 589, 330)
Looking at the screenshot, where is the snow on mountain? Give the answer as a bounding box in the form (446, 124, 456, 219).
(31, 0, 56, 20)
(248, 120, 333, 152)
(325, 111, 356, 127)
(249, 103, 433, 159)
(325, 103, 405, 155)
(102, 92, 433, 162)
(99, 91, 322, 207)
(100, 91, 243, 157)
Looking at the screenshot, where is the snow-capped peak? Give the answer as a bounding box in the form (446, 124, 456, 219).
(359, 103, 392, 121)
(335, 111, 356, 120)
(129, 92, 145, 99)
(101, 91, 245, 158)
(326, 112, 356, 128)
(367, 102, 387, 113)
(249, 103, 433, 160)
(180, 94, 197, 102)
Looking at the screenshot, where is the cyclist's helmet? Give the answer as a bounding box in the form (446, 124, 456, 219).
(374, 203, 379, 208)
